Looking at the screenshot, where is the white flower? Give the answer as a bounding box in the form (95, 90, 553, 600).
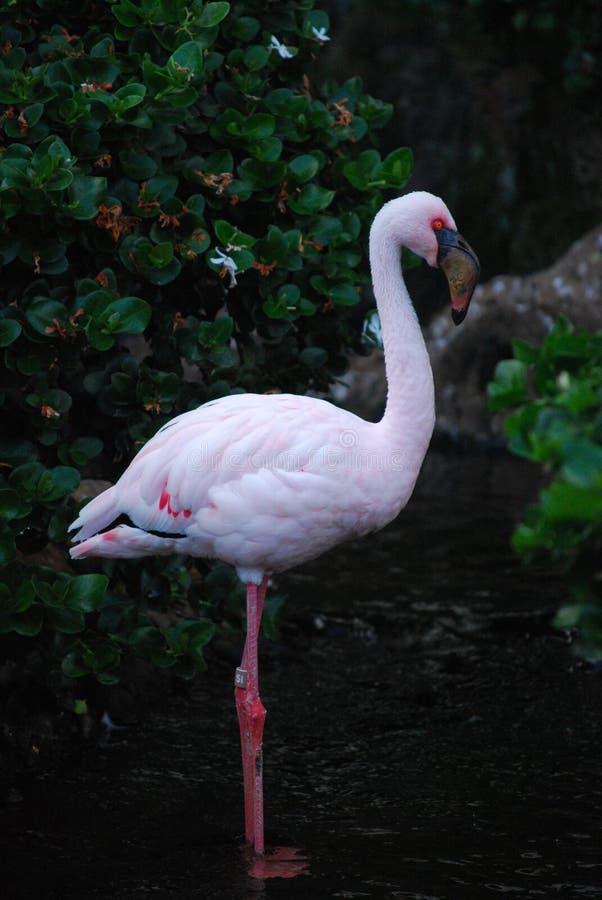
(210, 248, 238, 287)
(556, 370, 571, 391)
(210, 247, 237, 270)
(269, 35, 293, 59)
(311, 26, 331, 43)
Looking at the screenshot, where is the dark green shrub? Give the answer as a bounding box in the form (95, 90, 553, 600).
(488, 317, 602, 659)
(0, 0, 412, 685)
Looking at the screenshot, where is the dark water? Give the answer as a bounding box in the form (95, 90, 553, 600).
(3, 450, 602, 898)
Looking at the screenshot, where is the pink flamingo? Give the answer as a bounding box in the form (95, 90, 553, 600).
(69, 191, 479, 857)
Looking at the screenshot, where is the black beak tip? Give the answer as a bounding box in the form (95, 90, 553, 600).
(451, 307, 467, 326)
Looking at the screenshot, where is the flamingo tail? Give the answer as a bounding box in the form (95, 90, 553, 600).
(69, 524, 187, 560)
(68, 485, 120, 543)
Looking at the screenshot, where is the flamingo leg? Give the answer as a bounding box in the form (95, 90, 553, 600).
(235, 576, 268, 855)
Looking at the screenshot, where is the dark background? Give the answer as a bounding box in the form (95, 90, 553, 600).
(318, 0, 601, 284)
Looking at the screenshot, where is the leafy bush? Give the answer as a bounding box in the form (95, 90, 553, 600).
(0, 0, 412, 687)
(488, 317, 602, 658)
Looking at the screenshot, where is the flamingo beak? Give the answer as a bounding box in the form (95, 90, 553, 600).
(436, 228, 480, 325)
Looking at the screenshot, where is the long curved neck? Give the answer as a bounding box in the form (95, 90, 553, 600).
(369, 205, 435, 449)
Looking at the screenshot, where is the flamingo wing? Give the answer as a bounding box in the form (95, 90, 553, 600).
(69, 393, 387, 573)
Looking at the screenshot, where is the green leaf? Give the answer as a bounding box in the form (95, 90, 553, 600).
(11, 604, 43, 636)
(487, 359, 528, 411)
(113, 83, 146, 110)
(198, 316, 233, 345)
(47, 466, 80, 500)
(120, 149, 158, 180)
(34, 576, 66, 608)
(0, 527, 16, 566)
(542, 481, 602, 521)
(249, 136, 282, 162)
(0, 583, 13, 613)
(163, 619, 215, 670)
(129, 626, 174, 667)
(512, 338, 540, 365)
(330, 283, 360, 306)
(47, 606, 85, 634)
(288, 154, 320, 183)
(262, 592, 287, 641)
(145, 174, 179, 202)
(560, 440, 602, 489)
(14, 580, 35, 614)
(102, 297, 152, 334)
(300, 346, 328, 368)
(61, 651, 89, 678)
(237, 157, 286, 188)
(0, 488, 30, 519)
(214, 220, 256, 247)
(278, 284, 300, 306)
(342, 150, 381, 190)
(25, 388, 71, 427)
(21, 102, 44, 129)
(67, 175, 107, 220)
(0, 438, 37, 466)
(198, 2, 231, 29)
(311, 277, 360, 306)
(62, 640, 121, 681)
(9, 461, 44, 495)
(245, 114, 275, 141)
(20, 240, 67, 273)
(287, 184, 335, 215)
(24, 298, 67, 336)
(244, 45, 268, 71)
(148, 241, 175, 267)
(66, 574, 109, 613)
(45, 169, 74, 191)
(380, 147, 413, 188)
(0, 319, 21, 347)
(262, 296, 288, 319)
(119, 235, 182, 285)
(97, 670, 121, 686)
(229, 16, 259, 41)
(170, 41, 205, 78)
(66, 436, 103, 466)
(0, 235, 20, 266)
(112, 0, 142, 27)
(310, 216, 343, 246)
(13, 463, 79, 503)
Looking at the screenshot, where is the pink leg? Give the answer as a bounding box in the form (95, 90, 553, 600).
(235, 576, 268, 855)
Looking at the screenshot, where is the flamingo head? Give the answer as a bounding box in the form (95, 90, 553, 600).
(400, 192, 481, 325)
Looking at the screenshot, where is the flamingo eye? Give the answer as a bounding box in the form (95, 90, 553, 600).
(432, 218, 444, 231)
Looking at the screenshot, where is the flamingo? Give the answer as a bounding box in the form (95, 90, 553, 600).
(68, 191, 479, 857)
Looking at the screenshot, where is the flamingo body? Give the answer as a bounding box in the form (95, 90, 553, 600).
(69, 391, 432, 580)
(68, 191, 480, 858)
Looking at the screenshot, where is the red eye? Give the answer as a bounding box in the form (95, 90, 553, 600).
(432, 218, 444, 231)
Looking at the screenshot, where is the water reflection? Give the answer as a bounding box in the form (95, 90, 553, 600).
(244, 844, 310, 884)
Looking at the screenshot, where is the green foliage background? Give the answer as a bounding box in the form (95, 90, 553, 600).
(488, 318, 602, 659)
(0, 0, 413, 685)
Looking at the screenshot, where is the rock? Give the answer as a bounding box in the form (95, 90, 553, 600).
(331, 350, 386, 422)
(335, 225, 602, 442)
(72, 478, 114, 502)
